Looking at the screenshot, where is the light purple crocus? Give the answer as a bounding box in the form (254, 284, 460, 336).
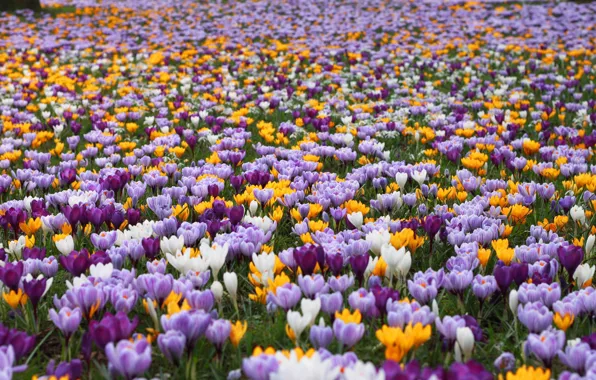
(558, 342, 590, 373)
(90, 231, 118, 250)
(298, 274, 328, 299)
(206, 319, 231, 351)
(161, 310, 212, 352)
(106, 338, 152, 379)
(517, 302, 553, 333)
(267, 283, 301, 311)
(524, 327, 565, 367)
(49, 307, 82, 340)
(332, 319, 364, 349)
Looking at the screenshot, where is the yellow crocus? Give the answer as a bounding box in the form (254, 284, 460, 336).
(230, 321, 248, 347)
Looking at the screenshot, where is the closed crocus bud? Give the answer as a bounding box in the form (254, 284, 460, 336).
(211, 281, 224, 303)
(347, 212, 363, 229)
(223, 272, 238, 300)
(309, 318, 333, 349)
(509, 289, 519, 316)
(455, 327, 475, 362)
(249, 200, 259, 216)
(397, 250, 412, 278)
(586, 235, 595, 256)
(395, 172, 408, 190)
(432, 299, 440, 317)
(573, 263, 595, 288)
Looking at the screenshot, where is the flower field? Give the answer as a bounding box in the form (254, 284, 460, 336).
(0, 0, 595, 378)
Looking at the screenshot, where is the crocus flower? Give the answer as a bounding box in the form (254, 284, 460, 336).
(105, 338, 152, 379)
(309, 318, 333, 349)
(558, 245, 584, 279)
(49, 307, 82, 341)
(59, 249, 91, 277)
(517, 302, 553, 333)
(158, 330, 186, 364)
(160, 310, 212, 351)
(524, 327, 565, 367)
(206, 319, 231, 351)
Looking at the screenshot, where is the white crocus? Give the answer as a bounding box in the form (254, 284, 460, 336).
(6, 236, 26, 259)
(244, 215, 275, 233)
(287, 310, 310, 343)
(211, 281, 224, 303)
(300, 298, 321, 326)
(165, 249, 209, 275)
(570, 205, 586, 225)
(397, 250, 412, 278)
(586, 234, 595, 255)
(55, 235, 74, 256)
(160, 235, 185, 255)
(249, 200, 259, 216)
(365, 229, 391, 256)
(89, 262, 113, 280)
(224, 272, 238, 305)
(201, 242, 229, 280)
(509, 289, 518, 316)
(252, 251, 276, 284)
(573, 263, 595, 288)
(347, 212, 363, 229)
(432, 299, 440, 317)
(455, 327, 475, 362)
(66, 274, 90, 290)
(412, 169, 427, 186)
(343, 361, 383, 380)
(380, 244, 404, 283)
(395, 172, 408, 189)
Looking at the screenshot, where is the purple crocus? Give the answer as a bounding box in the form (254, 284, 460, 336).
(318, 292, 344, 317)
(242, 354, 279, 380)
(0, 262, 23, 292)
(298, 274, 328, 299)
(49, 307, 82, 341)
(558, 245, 584, 280)
(493, 352, 516, 372)
(268, 283, 302, 311)
(472, 275, 497, 300)
(309, 320, 333, 349)
(59, 249, 91, 277)
(447, 361, 493, 380)
(158, 330, 186, 364)
(293, 244, 323, 276)
(23, 276, 47, 318)
(0, 324, 36, 360)
(407, 278, 438, 305)
(89, 312, 139, 350)
(105, 338, 152, 380)
(90, 231, 118, 250)
(349, 253, 370, 286)
(525, 327, 565, 367)
(435, 316, 466, 348)
(558, 342, 590, 373)
(44, 359, 83, 379)
(160, 310, 212, 352)
(185, 289, 215, 312)
(332, 319, 364, 349)
(206, 319, 231, 351)
(517, 302, 553, 333)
